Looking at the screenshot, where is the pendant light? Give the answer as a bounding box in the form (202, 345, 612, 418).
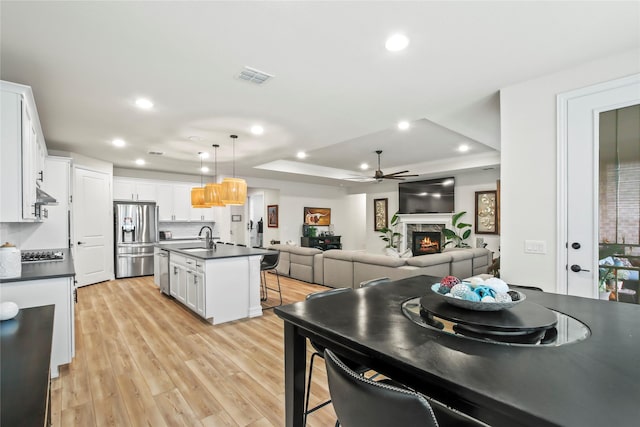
(221, 134, 247, 205)
(191, 152, 208, 208)
(204, 144, 225, 207)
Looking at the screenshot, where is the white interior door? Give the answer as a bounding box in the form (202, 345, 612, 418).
(73, 167, 112, 286)
(560, 74, 640, 298)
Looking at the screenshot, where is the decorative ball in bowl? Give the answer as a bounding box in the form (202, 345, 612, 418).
(430, 276, 525, 311)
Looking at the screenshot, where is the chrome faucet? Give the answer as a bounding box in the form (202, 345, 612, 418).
(198, 226, 215, 249)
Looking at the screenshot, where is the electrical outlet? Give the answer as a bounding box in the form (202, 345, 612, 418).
(524, 240, 547, 254)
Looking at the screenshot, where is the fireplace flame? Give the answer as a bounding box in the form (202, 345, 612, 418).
(420, 236, 439, 250)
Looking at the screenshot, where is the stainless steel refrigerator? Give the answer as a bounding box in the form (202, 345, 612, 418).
(114, 201, 158, 278)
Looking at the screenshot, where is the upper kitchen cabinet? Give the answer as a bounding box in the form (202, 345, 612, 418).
(1, 81, 48, 222)
(113, 177, 157, 201)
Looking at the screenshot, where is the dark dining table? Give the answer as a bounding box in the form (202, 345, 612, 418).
(274, 275, 640, 427)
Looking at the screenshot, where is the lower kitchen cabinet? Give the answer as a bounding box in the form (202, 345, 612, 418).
(0, 276, 75, 378)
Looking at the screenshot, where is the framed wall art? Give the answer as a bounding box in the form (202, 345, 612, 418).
(267, 205, 278, 228)
(475, 190, 498, 234)
(303, 207, 331, 226)
(374, 198, 388, 231)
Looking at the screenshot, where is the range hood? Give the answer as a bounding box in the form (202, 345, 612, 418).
(35, 187, 58, 205)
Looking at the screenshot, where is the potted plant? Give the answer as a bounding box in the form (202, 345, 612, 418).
(378, 212, 401, 253)
(443, 211, 472, 248)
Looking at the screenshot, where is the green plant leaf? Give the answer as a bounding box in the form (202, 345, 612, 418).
(442, 229, 456, 239)
(462, 229, 471, 239)
(390, 212, 399, 226)
(451, 211, 466, 225)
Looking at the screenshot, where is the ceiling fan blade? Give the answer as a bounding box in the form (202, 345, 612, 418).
(381, 176, 406, 180)
(384, 170, 410, 176)
(389, 174, 419, 178)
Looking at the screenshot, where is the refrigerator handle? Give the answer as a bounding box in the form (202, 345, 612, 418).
(132, 226, 136, 242)
(155, 205, 159, 242)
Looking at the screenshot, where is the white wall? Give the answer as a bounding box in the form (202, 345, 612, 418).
(500, 49, 640, 291)
(342, 193, 367, 251)
(356, 169, 501, 254)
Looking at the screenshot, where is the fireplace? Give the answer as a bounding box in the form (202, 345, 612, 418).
(412, 231, 442, 255)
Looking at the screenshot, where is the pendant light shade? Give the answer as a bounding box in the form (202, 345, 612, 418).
(221, 177, 247, 205)
(191, 152, 209, 208)
(191, 187, 207, 208)
(204, 144, 225, 206)
(220, 134, 247, 205)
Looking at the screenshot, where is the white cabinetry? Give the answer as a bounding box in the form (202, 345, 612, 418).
(113, 177, 157, 201)
(1, 276, 75, 378)
(186, 259, 205, 316)
(169, 253, 188, 303)
(1, 81, 47, 222)
(157, 183, 202, 221)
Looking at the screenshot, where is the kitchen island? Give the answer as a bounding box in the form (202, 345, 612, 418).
(157, 242, 273, 324)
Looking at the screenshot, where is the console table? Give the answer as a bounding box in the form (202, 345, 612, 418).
(1, 305, 55, 427)
(300, 235, 341, 250)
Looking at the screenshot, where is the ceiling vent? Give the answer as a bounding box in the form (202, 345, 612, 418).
(148, 151, 164, 156)
(238, 66, 273, 85)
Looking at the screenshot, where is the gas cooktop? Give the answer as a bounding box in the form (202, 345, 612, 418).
(21, 251, 64, 263)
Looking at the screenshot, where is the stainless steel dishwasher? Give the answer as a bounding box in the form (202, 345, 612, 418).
(157, 249, 170, 295)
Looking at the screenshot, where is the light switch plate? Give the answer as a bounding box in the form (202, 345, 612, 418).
(525, 240, 547, 254)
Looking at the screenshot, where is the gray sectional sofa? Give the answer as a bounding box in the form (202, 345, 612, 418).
(269, 244, 492, 289)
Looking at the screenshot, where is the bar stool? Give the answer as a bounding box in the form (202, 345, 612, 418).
(325, 349, 487, 427)
(260, 251, 282, 309)
(303, 288, 371, 426)
(359, 277, 391, 288)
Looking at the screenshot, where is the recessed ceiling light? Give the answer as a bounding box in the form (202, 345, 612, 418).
(385, 33, 410, 52)
(199, 152, 209, 159)
(458, 144, 470, 152)
(112, 138, 125, 147)
(200, 166, 209, 173)
(135, 159, 145, 166)
(135, 98, 154, 110)
(398, 121, 410, 131)
(297, 151, 307, 159)
(360, 163, 369, 170)
(250, 125, 264, 135)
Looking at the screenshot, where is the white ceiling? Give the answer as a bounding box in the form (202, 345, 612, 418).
(1, 1, 638, 186)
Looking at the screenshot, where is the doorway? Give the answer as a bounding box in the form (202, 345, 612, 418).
(558, 74, 640, 299)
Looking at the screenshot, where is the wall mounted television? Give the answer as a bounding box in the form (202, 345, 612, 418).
(398, 177, 455, 214)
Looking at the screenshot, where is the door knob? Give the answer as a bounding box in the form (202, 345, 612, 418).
(570, 264, 590, 272)
(571, 242, 581, 249)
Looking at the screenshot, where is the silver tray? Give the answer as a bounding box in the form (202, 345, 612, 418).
(430, 284, 526, 311)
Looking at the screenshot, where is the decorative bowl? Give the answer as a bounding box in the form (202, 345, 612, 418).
(430, 284, 526, 311)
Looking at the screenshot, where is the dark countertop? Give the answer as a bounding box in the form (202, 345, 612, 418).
(0, 248, 75, 283)
(275, 275, 640, 427)
(1, 305, 55, 427)
(157, 241, 273, 260)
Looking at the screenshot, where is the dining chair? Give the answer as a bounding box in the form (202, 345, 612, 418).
(260, 251, 282, 309)
(325, 348, 488, 427)
(303, 288, 371, 426)
(359, 277, 391, 288)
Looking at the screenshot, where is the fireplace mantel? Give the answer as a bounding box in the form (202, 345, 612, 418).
(396, 213, 453, 252)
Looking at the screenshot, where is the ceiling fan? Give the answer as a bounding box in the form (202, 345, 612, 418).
(372, 150, 418, 182)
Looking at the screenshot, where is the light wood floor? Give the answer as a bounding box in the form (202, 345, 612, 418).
(51, 273, 338, 426)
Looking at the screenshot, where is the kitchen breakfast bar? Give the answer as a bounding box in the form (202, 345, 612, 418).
(156, 241, 272, 324)
(275, 275, 640, 427)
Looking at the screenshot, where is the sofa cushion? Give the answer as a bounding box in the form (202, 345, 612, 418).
(352, 252, 407, 268)
(406, 253, 452, 267)
(323, 249, 358, 261)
